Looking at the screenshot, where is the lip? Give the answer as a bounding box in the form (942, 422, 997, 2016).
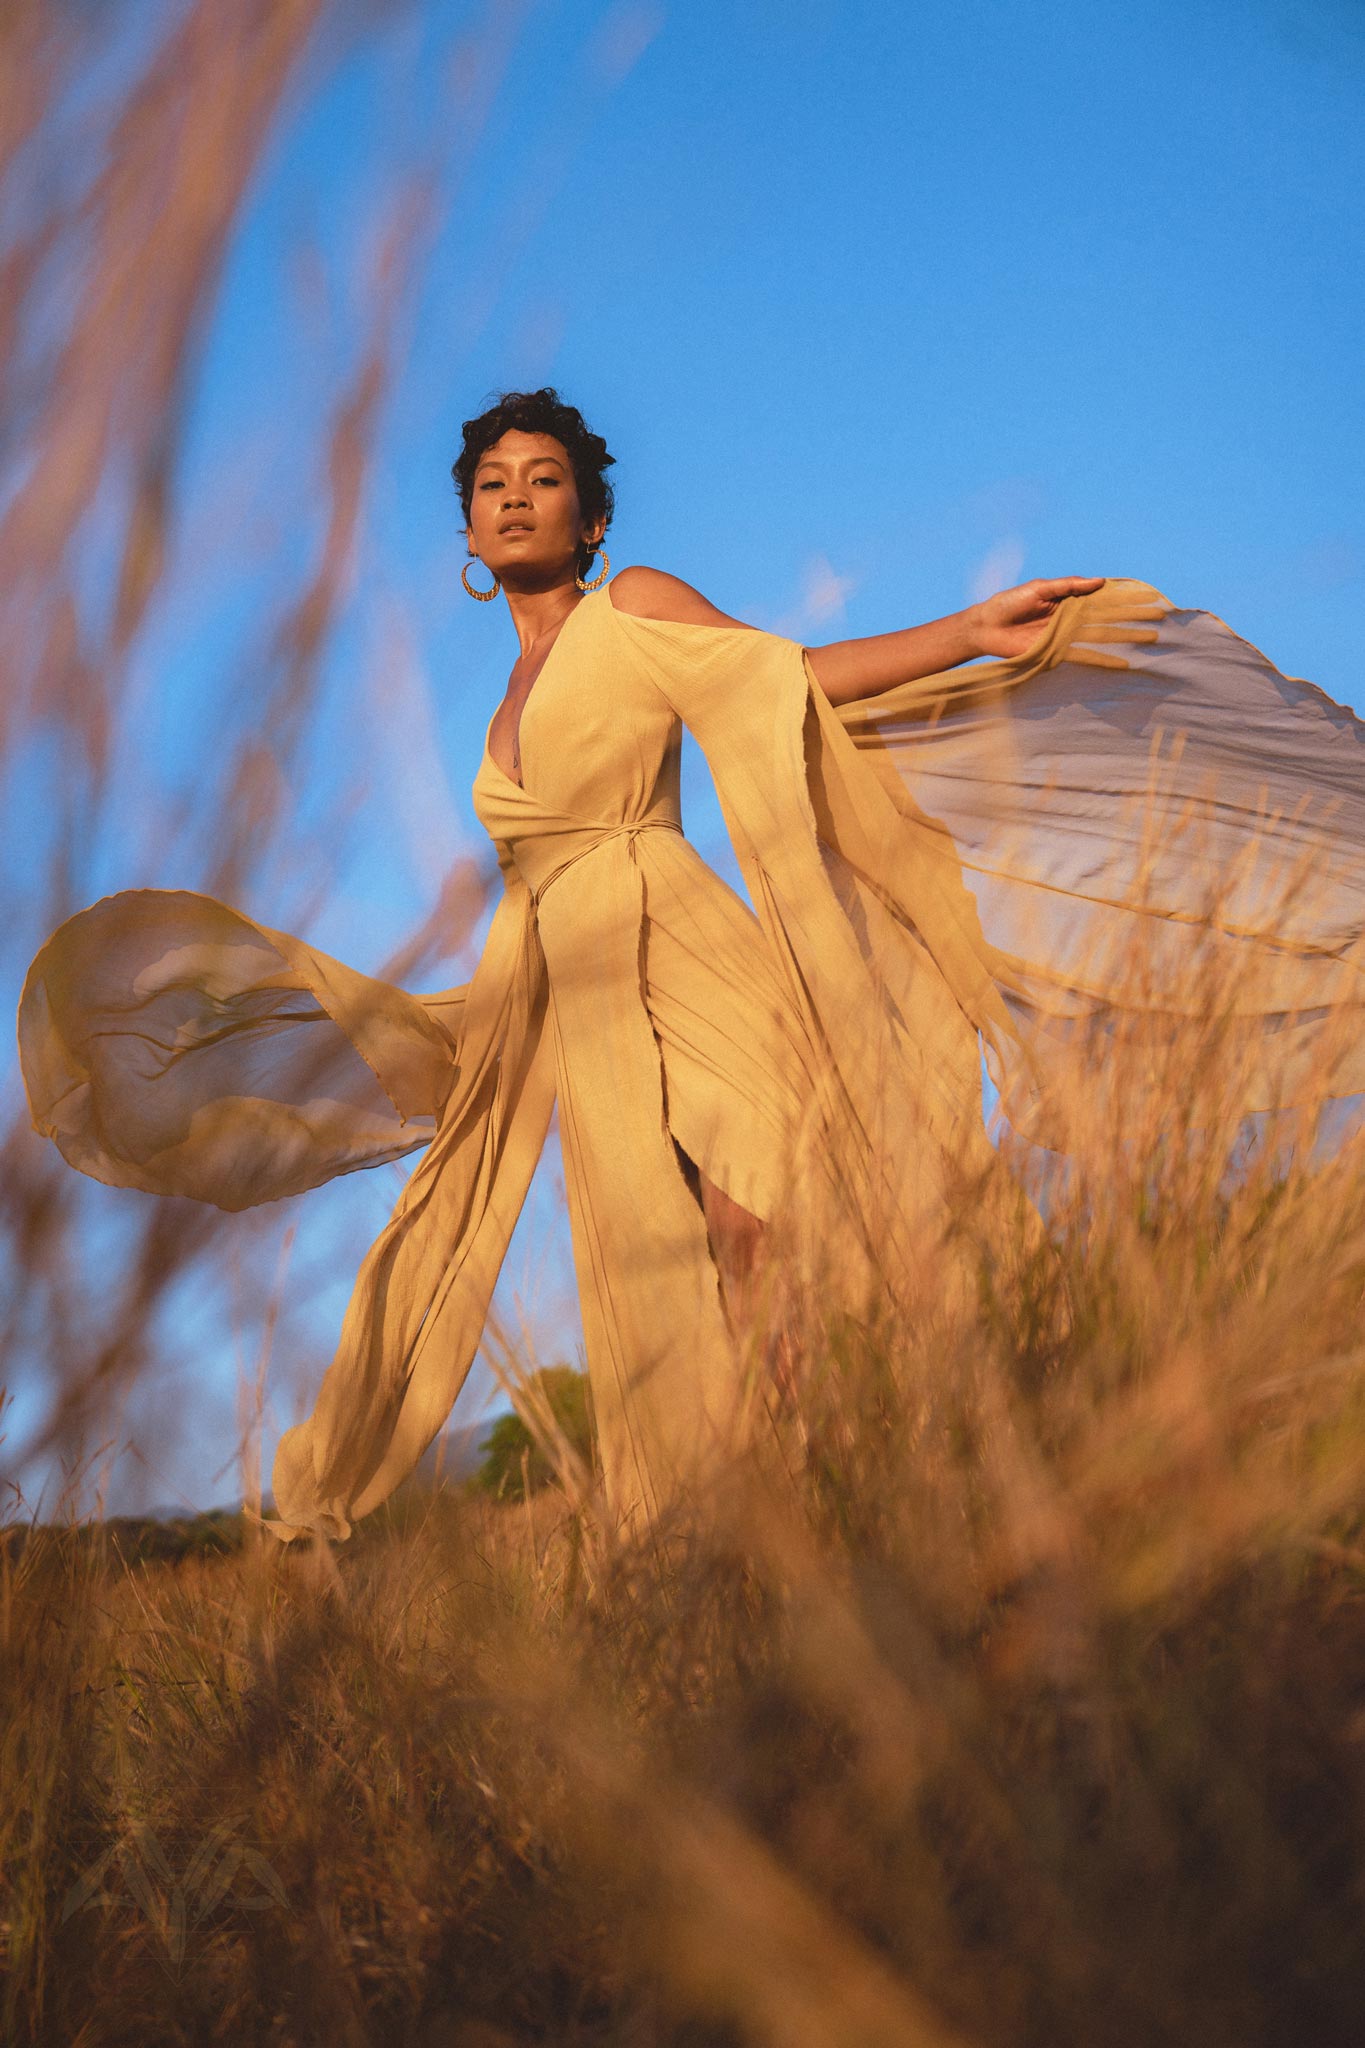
(498, 520, 535, 535)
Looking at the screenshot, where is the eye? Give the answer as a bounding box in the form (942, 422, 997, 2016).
(479, 479, 502, 490)
(534, 475, 560, 486)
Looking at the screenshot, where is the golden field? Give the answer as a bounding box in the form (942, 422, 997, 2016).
(6, 977, 1365, 2046)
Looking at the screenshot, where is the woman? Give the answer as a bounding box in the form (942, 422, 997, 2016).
(20, 389, 1365, 1543)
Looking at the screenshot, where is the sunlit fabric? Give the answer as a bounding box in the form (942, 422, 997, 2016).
(19, 891, 460, 1205)
(18, 579, 1365, 1541)
(840, 588, 1365, 1118)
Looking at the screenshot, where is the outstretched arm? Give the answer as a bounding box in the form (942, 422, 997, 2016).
(607, 566, 1105, 708)
(808, 576, 1106, 704)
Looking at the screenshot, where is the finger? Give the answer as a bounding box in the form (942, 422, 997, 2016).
(1043, 576, 1104, 595)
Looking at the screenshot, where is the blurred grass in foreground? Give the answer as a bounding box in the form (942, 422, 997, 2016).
(0, 0, 497, 1524)
(6, 919, 1365, 2048)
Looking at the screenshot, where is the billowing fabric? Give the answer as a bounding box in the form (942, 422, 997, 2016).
(18, 578, 1365, 1542)
(838, 587, 1365, 1116)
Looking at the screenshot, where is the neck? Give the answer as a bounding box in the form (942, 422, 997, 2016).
(501, 577, 583, 660)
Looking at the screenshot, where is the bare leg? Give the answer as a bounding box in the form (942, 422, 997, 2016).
(696, 1168, 763, 1319)
(673, 1139, 797, 1405)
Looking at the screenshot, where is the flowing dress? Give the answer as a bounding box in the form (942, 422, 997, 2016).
(18, 578, 1365, 1541)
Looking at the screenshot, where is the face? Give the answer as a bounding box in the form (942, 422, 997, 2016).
(465, 429, 604, 591)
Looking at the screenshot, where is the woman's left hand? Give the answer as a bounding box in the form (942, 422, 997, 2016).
(968, 576, 1106, 660)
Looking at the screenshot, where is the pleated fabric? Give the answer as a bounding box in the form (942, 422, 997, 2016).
(17, 577, 1365, 1541)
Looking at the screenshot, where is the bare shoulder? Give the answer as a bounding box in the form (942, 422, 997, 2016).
(607, 565, 754, 630)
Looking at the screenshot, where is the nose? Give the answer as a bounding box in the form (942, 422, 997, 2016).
(501, 485, 530, 508)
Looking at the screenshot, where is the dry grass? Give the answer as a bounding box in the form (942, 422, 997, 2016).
(5, 947, 1365, 2046)
(0, 0, 490, 1533)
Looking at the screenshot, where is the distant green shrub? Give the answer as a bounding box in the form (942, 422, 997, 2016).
(473, 1365, 593, 1500)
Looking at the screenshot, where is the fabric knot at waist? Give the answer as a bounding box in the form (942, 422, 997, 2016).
(524, 817, 684, 910)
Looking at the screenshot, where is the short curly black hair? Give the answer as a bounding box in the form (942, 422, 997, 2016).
(451, 387, 615, 582)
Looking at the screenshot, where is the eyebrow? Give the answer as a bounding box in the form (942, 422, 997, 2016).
(474, 452, 567, 474)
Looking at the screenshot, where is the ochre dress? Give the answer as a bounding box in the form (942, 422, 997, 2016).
(19, 579, 1365, 1541)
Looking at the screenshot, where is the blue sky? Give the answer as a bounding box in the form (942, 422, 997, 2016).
(8, 0, 1365, 1516)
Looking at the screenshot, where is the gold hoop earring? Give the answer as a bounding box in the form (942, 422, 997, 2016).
(575, 548, 610, 594)
(462, 559, 500, 602)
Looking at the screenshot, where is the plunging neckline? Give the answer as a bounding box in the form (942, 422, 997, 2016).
(481, 586, 601, 793)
